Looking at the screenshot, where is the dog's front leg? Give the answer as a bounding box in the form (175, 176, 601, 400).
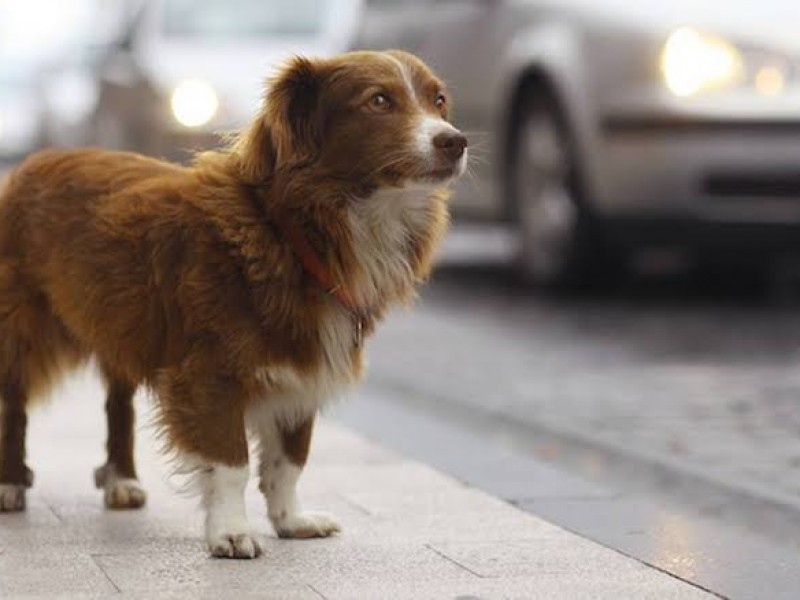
(159, 368, 261, 559)
(256, 413, 340, 538)
(199, 461, 262, 558)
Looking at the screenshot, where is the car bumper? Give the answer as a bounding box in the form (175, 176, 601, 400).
(593, 112, 800, 224)
(603, 215, 800, 256)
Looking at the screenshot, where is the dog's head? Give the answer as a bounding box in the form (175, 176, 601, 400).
(235, 50, 468, 188)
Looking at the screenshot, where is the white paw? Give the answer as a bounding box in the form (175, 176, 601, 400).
(207, 531, 263, 559)
(0, 483, 26, 512)
(272, 510, 341, 539)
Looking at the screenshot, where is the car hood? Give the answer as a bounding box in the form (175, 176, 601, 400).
(538, 0, 800, 54)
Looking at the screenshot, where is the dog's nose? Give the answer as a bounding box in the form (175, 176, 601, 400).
(433, 132, 468, 162)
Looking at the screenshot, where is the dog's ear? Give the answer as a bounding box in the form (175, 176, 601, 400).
(233, 57, 328, 183)
(265, 56, 328, 169)
(233, 112, 275, 184)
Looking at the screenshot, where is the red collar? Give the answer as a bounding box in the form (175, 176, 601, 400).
(274, 213, 373, 348)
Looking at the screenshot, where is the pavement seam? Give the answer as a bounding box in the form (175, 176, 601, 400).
(89, 554, 122, 594)
(44, 500, 64, 524)
(510, 494, 625, 504)
(530, 519, 728, 599)
(424, 543, 485, 579)
(636, 560, 729, 600)
(336, 492, 372, 516)
(307, 583, 328, 599)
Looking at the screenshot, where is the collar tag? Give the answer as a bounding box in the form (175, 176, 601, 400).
(354, 314, 364, 349)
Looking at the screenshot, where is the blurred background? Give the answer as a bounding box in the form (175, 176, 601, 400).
(3, 1, 800, 597)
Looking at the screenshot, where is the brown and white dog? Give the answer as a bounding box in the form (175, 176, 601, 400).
(0, 50, 466, 557)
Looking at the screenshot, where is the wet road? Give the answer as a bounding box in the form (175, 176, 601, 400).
(336, 225, 800, 599)
(367, 227, 800, 510)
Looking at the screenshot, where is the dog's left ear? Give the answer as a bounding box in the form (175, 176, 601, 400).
(234, 57, 329, 183)
(266, 57, 330, 169)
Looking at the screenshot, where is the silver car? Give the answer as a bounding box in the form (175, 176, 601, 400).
(356, 0, 800, 284)
(0, 64, 46, 162)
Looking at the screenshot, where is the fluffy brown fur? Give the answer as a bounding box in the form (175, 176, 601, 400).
(0, 50, 465, 553)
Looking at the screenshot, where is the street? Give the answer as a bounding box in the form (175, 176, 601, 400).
(365, 226, 800, 506)
(334, 225, 800, 599)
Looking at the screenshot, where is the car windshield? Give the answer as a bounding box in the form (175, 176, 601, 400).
(162, 0, 326, 39)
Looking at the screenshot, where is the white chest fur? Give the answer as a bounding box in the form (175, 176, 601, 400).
(348, 182, 439, 307)
(251, 183, 440, 427)
(253, 306, 357, 426)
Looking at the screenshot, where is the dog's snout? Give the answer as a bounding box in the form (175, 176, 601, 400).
(433, 132, 468, 162)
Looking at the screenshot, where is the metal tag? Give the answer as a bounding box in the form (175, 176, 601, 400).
(354, 315, 364, 349)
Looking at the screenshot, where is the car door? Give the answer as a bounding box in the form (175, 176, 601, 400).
(415, 0, 507, 218)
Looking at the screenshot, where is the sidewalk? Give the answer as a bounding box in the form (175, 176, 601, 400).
(0, 369, 711, 599)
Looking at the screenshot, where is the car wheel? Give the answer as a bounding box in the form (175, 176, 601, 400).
(511, 88, 612, 287)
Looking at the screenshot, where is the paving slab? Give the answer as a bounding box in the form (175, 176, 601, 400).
(0, 368, 712, 598)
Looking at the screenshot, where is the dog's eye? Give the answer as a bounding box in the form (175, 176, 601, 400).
(435, 93, 447, 109)
(370, 93, 392, 110)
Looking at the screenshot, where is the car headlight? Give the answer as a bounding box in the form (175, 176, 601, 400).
(661, 27, 744, 97)
(170, 80, 219, 128)
(753, 64, 788, 96)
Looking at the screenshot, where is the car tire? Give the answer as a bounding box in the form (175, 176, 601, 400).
(510, 85, 616, 288)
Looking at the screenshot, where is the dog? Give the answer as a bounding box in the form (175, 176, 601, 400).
(0, 50, 467, 557)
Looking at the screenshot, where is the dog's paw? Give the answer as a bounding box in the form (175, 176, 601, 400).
(273, 510, 341, 539)
(94, 463, 147, 510)
(104, 478, 147, 509)
(0, 483, 26, 512)
(207, 532, 263, 559)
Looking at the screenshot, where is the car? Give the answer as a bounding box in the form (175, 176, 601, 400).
(0, 0, 96, 163)
(355, 0, 800, 285)
(52, 0, 363, 161)
(0, 62, 47, 163)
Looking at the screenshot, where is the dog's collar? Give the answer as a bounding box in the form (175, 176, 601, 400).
(273, 212, 373, 349)
(244, 184, 373, 349)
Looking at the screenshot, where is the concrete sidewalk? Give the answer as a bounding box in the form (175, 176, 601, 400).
(0, 369, 711, 599)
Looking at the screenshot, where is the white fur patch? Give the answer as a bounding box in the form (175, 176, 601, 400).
(386, 52, 417, 105)
(415, 116, 460, 161)
(348, 182, 441, 308)
(252, 415, 340, 539)
(201, 463, 261, 558)
(253, 305, 358, 427)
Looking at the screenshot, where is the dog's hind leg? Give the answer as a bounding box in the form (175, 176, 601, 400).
(0, 266, 41, 512)
(94, 370, 146, 509)
(0, 376, 33, 511)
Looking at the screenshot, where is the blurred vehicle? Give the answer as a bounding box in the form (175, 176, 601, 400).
(38, 44, 107, 150)
(52, 0, 362, 160)
(356, 0, 800, 285)
(0, 0, 99, 163)
(0, 62, 46, 162)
